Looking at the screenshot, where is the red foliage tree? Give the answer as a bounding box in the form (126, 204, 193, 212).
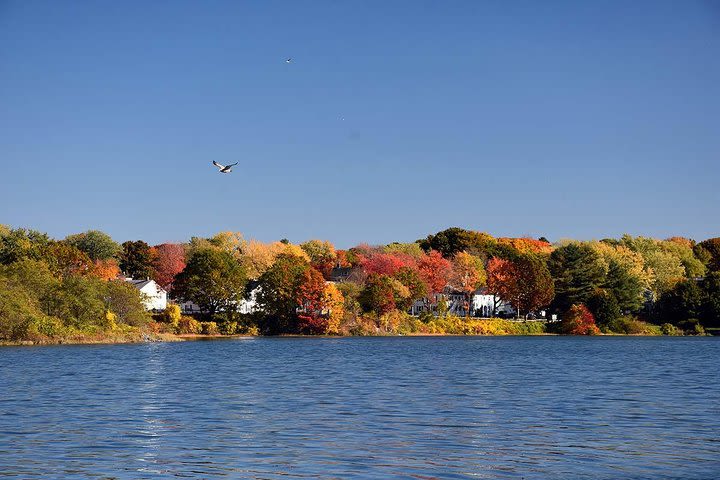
(487, 255, 554, 318)
(152, 243, 186, 289)
(296, 267, 331, 334)
(360, 252, 416, 277)
(417, 250, 452, 294)
(561, 304, 600, 335)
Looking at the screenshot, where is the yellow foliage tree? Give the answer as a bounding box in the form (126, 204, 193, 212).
(241, 240, 310, 279)
(323, 282, 345, 335)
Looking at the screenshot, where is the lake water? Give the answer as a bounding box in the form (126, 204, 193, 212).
(1, 337, 718, 479)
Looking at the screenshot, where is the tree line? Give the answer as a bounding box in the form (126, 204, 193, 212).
(1, 224, 718, 342)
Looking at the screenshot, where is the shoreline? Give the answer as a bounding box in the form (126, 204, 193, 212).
(3, 331, 709, 347)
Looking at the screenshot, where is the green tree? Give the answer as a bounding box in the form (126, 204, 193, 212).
(549, 243, 605, 313)
(359, 273, 409, 315)
(604, 259, 645, 313)
(700, 272, 720, 328)
(255, 254, 311, 334)
(587, 289, 621, 329)
(172, 248, 248, 317)
(0, 228, 52, 265)
(698, 238, 720, 272)
(65, 230, 120, 262)
(654, 279, 705, 325)
(105, 280, 151, 327)
(418, 228, 497, 259)
(394, 266, 428, 309)
(119, 240, 156, 279)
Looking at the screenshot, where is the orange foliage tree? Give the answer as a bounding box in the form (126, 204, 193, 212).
(417, 250, 452, 294)
(497, 237, 553, 255)
(91, 259, 121, 280)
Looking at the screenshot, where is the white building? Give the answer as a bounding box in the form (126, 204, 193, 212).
(128, 279, 168, 311)
(409, 287, 515, 318)
(176, 283, 261, 315)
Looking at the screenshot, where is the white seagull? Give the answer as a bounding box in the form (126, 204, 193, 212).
(212, 161, 238, 173)
(286, 58, 292, 63)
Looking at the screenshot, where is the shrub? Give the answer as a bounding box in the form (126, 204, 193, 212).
(219, 321, 239, 335)
(693, 323, 707, 336)
(176, 316, 201, 334)
(607, 316, 662, 335)
(200, 321, 219, 335)
(560, 304, 600, 335)
(160, 304, 181, 326)
(661, 323, 682, 336)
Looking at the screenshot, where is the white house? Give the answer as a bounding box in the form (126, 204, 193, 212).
(176, 283, 261, 315)
(409, 287, 515, 318)
(128, 279, 168, 311)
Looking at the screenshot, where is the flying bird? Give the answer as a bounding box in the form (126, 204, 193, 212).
(212, 161, 238, 173)
(286, 58, 292, 63)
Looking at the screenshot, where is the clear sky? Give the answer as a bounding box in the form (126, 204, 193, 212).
(1, 0, 718, 247)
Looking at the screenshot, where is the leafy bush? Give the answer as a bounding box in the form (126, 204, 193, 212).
(660, 323, 682, 336)
(176, 316, 201, 334)
(607, 316, 661, 335)
(560, 304, 600, 335)
(200, 321, 219, 335)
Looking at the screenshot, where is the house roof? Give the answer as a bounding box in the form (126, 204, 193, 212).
(129, 279, 155, 290)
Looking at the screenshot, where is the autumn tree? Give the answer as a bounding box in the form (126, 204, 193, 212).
(65, 230, 120, 262)
(449, 251, 486, 316)
(698, 238, 720, 272)
(417, 250, 452, 294)
(323, 283, 345, 335)
(152, 243, 186, 289)
(360, 251, 416, 277)
(172, 248, 247, 318)
(487, 255, 554, 318)
(91, 259, 121, 280)
(295, 267, 331, 334)
(255, 254, 312, 334)
(241, 240, 309, 279)
(497, 237, 553, 255)
(619, 235, 688, 295)
(119, 240, 156, 279)
(43, 241, 94, 278)
(393, 266, 428, 309)
(300, 239, 336, 278)
(359, 273, 409, 316)
(560, 304, 600, 335)
(383, 242, 425, 258)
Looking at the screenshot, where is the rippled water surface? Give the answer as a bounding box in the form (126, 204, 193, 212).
(1, 337, 719, 479)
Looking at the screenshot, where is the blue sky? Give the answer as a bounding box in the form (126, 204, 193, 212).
(1, 0, 718, 247)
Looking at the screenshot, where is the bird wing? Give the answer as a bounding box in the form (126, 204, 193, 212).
(227, 162, 239, 167)
(212, 161, 225, 169)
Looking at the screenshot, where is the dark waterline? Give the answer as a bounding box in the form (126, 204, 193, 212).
(1, 337, 718, 479)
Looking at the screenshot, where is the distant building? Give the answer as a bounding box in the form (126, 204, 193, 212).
(409, 287, 515, 318)
(329, 267, 352, 283)
(127, 279, 167, 311)
(175, 282, 261, 315)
